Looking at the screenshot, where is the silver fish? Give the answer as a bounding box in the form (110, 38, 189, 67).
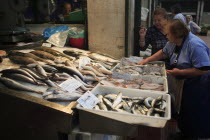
(112, 92, 122, 108)
(103, 98, 113, 109)
(0, 77, 43, 94)
(143, 97, 154, 108)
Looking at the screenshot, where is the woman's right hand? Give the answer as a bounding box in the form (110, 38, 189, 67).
(139, 27, 146, 38)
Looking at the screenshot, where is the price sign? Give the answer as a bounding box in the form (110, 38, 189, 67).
(77, 91, 99, 109)
(59, 77, 83, 92)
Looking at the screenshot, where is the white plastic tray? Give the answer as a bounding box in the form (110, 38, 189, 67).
(76, 85, 171, 128)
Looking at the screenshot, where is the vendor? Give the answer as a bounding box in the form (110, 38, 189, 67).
(138, 19, 210, 139)
(139, 8, 170, 68)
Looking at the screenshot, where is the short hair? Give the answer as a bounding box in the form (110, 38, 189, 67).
(167, 19, 189, 39)
(153, 8, 168, 19)
(171, 4, 181, 14)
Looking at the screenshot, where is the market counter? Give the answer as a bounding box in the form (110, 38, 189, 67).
(0, 87, 77, 138)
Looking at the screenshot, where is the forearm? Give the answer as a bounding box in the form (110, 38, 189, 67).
(178, 68, 208, 77)
(145, 50, 168, 62)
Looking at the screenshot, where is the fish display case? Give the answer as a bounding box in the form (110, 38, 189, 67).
(76, 85, 171, 135)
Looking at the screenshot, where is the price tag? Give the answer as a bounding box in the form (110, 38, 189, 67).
(77, 91, 99, 109)
(42, 43, 52, 48)
(59, 77, 83, 92)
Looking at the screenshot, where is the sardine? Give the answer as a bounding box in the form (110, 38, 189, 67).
(21, 68, 47, 80)
(143, 97, 154, 108)
(103, 98, 113, 109)
(112, 92, 122, 108)
(0, 77, 43, 94)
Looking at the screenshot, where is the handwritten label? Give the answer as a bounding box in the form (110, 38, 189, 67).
(77, 91, 99, 109)
(42, 43, 52, 48)
(59, 77, 83, 92)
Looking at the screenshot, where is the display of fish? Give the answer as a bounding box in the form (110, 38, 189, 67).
(89, 93, 166, 117)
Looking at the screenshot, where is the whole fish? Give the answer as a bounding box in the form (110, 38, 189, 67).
(21, 68, 47, 80)
(9, 56, 38, 65)
(0, 77, 43, 94)
(43, 92, 81, 101)
(1, 68, 37, 82)
(52, 65, 84, 81)
(112, 92, 122, 108)
(31, 51, 56, 61)
(2, 73, 43, 85)
(8, 51, 51, 64)
(73, 75, 94, 88)
(35, 47, 75, 61)
(27, 64, 57, 73)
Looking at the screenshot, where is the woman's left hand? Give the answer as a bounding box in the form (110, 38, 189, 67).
(166, 68, 182, 76)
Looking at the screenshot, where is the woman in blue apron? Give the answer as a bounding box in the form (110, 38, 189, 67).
(138, 19, 210, 139)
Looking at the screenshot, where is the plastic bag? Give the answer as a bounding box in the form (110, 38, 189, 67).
(46, 30, 69, 47)
(141, 7, 149, 21)
(68, 27, 84, 39)
(43, 25, 68, 39)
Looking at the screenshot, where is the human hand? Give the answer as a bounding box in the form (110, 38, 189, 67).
(166, 68, 182, 76)
(139, 26, 147, 38)
(137, 59, 148, 65)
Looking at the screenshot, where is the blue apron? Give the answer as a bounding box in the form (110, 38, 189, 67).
(178, 71, 210, 138)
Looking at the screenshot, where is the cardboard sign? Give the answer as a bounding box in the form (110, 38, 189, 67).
(59, 77, 83, 92)
(77, 91, 99, 109)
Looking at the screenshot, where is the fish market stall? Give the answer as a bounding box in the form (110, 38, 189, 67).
(0, 46, 170, 138)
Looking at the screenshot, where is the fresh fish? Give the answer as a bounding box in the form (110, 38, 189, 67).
(21, 68, 47, 80)
(73, 75, 94, 88)
(1, 68, 37, 82)
(82, 65, 105, 77)
(154, 113, 160, 117)
(31, 51, 56, 61)
(35, 47, 75, 61)
(27, 64, 58, 73)
(98, 102, 108, 111)
(43, 92, 81, 101)
(2, 73, 44, 85)
(104, 94, 117, 100)
(114, 108, 130, 114)
(9, 56, 38, 65)
(147, 108, 153, 116)
(103, 98, 113, 109)
(35, 64, 47, 77)
(0, 77, 43, 94)
(94, 105, 100, 110)
(80, 70, 98, 79)
(114, 102, 123, 109)
(122, 101, 131, 112)
(143, 97, 154, 108)
(88, 53, 119, 63)
(112, 92, 122, 108)
(141, 83, 162, 90)
(8, 51, 51, 64)
(44, 79, 59, 87)
(52, 65, 84, 81)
